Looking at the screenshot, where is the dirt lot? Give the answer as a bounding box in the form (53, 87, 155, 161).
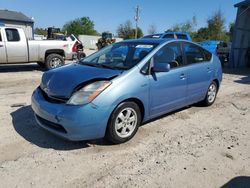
(0, 60, 249, 188)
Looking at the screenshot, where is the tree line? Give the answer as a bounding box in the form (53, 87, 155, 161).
(166, 10, 234, 42)
(35, 9, 234, 42)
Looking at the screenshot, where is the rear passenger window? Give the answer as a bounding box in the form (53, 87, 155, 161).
(184, 43, 211, 64)
(0, 32, 2, 41)
(176, 34, 188, 40)
(203, 49, 212, 61)
(5, 28, 20, 42)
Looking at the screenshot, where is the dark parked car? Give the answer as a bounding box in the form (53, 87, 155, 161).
(199, 40, 231, 67)
(216, 41, 231, 67)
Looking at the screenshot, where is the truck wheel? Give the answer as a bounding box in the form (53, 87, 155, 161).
(45, 54, 64, 69)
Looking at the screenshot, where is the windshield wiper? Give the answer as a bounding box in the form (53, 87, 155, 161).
(79, 61, 97, 67)
(80, 61, 126, 70)
(98, 64, 118, 70)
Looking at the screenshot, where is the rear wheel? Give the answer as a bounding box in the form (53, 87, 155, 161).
(202, 81, 218, 106)
(45, 54, 64, 70)
(77, 52, 86, 60)
(105, 102, 141, 144)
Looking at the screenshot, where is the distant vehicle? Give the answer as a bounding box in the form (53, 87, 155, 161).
(32, 38, 222, 144)
(199, 40, 220, 54)
(199, 40, 231, 66)
(0, 26, 77, 69)
(47, 27, 66, 40)
(96, 32, 116, 50)
(143, 32, 192, 41)
(66, 35, 86, 60)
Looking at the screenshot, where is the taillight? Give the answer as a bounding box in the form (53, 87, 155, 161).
(72, 42, 77, 52)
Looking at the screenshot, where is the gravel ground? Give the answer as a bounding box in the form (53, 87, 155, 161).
(0, 61, 249, 188)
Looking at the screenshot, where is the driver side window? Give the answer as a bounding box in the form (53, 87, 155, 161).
(153, 42, 183, 69)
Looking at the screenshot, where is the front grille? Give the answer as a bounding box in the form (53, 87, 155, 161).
(39, 87, 68, 104)
(36, 115, 67, 134)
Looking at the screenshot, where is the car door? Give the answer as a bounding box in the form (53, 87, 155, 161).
(0, 29, 7, 63)
(183, 42, 213, 104)
(4, 28, 28, 63)
(149, 42, 188, 118)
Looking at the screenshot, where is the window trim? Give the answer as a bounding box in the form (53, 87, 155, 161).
(140, 41, 186, 75)
(5, 28, 20, 42)
(182, 42, 212, 66)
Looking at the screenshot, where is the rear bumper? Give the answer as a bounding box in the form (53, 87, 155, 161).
(31, 88, 111, 141)
(65, 52, 77, 60)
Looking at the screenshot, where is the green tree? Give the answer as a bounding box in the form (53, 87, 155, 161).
(192, 27, 210, 41)
(167, 16, 197, 33)
(133, 27, 144, 38)
(62, 17, 98, 36)
(207, 9, 228, 41)
(34, 27, 47, 36)
(228, 22, 235, 42)
(117, 20, 134, 39)
(117, 20, 144, 39)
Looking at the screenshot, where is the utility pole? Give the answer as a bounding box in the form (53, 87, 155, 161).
(134, 5, 141, 39)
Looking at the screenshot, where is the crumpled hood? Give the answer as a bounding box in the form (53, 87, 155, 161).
(40, 63, 122, 98)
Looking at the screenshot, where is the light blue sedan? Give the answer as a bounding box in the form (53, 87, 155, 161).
(31, 39, 222, 144)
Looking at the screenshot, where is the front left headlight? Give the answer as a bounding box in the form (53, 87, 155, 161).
(67, 80, 111, 105)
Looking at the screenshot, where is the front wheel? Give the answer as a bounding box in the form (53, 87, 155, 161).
(105, 102, 141, 144)
(45, 54, 64, 70)
(202, 81, 218, 106)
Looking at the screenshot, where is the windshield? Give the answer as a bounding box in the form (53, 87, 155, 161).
(80, 42, 158, 70)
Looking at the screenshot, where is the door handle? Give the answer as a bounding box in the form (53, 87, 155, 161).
(180, 73, 186, 80)
(0, 45, 4, 47)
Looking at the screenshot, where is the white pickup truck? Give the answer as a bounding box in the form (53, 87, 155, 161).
(0, 26, 77, 69)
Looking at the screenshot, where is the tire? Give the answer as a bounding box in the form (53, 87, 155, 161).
(202, 81, 218, 106)
(45, 54, 64, 70)
(37, 61, 45, 68)
(77, 52, 86, 60)
(105, 102, 141, 144)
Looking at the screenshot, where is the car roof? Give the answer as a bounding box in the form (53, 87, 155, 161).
(118, 38, 172, 44)
(144, 32, 189, 36)
(164, 32, 189, 35)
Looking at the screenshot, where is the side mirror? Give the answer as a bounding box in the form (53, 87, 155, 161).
(153, 62, 170, 72)
(149, 58, 170, 73)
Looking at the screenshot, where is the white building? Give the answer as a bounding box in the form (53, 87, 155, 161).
(0, 9, 34, 39)
(231, 0, 250, 68)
